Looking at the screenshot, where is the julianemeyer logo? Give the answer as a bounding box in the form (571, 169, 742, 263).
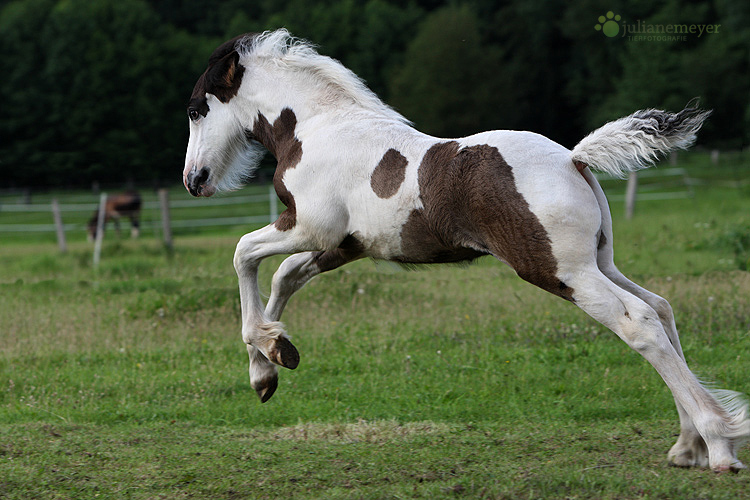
(595, 11, 622, 37)
(595, 10, 721, 41)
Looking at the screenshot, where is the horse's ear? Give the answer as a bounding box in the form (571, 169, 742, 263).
(205, 50, 244, 103)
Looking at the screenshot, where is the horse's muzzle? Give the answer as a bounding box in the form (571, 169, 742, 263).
(185, 166, 215, 197)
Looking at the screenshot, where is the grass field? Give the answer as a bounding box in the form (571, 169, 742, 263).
(1, 151, 750, 499)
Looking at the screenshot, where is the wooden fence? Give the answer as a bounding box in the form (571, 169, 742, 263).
(0, 187, 279, 263)
(595, 167, 694, 219)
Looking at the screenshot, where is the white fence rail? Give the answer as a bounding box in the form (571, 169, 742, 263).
(0, 192, 271, 212)
(594, 167, 694, 219)
(0, 187, 279, 234)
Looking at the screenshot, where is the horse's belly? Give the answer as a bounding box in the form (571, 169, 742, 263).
(347, 206, 412, 260)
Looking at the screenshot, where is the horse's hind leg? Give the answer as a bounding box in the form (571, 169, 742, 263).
(567, 266, 749, 471)
(587, 167, 710, 467)
(580, 167, 707, 465)
(129, 215, 140, 238)
(600, 262, 708, 466)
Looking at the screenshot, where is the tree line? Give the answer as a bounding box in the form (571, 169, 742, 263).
(1, 0, 748, 188)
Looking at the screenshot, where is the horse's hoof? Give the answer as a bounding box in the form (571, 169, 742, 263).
(267, 336, 300, 369)
(668, 437, 709, 469)
(668, 450, 707, 468)
(253, 375, 278, 403)
(712, 461, 746, 474)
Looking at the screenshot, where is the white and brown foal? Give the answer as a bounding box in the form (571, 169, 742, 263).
(87, 191, 141, 241)
(183, 29, 749, 471)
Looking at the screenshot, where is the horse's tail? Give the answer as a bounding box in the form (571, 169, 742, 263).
(570, 103, 711, 178)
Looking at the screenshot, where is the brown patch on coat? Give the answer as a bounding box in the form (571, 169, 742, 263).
(395, 210, 485, 264)
(188, 35, 249, 117)
(398, 141, 574, 301)
(313, 235, 365, 272)
(249, 109, 303, 231)
(370, 149, 408, 199)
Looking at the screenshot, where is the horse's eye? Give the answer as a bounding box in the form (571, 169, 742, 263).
(188, 109, 200, 121)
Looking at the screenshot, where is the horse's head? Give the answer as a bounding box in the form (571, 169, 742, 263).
(184, 35, 264, 197)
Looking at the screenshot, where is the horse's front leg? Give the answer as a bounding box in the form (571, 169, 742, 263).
(233, 225, 313, 373)
(251, 245, 364, 402)
(247, 252, 320, 403)
(129, 215, 140, 238)
(266, 247, 363, 319)
(112, 216, 121, 238)
(246, 345, 278, 403)
(265, 252, 321, 321)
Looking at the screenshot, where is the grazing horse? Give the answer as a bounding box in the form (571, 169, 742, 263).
(87, 191, 141, 241)
(183, 29, 749, 471)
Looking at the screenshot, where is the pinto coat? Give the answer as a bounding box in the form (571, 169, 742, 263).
(183, 29, 749, 472)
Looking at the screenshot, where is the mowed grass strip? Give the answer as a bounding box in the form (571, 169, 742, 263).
(1, 171, 750, 498)
(2, 420, 749, 499)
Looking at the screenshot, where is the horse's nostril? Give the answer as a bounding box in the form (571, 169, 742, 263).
(195, 167, 210, 185)
(187, 167, 211, 196)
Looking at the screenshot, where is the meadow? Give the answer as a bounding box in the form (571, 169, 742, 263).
(1, 151, 749, 499)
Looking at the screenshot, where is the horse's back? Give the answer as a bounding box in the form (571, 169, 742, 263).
(459, 129, 601, 233)
(459, 130, 574, 183)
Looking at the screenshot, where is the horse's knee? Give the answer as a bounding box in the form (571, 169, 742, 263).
(618, 305, 669, 354)
(233, 234, 258, 273)
(274, 253, 311, 282)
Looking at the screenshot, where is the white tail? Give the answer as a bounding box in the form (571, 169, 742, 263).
(571, 104, 711, 178)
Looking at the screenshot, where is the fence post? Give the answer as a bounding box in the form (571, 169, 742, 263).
(625, 172, 638, 220)
(51, 198, 67, 254)
(158, 188, 173, 251)
(269, 185, 278, 223)
(711, 149, 720, 165)
(93, 192, 107, 267)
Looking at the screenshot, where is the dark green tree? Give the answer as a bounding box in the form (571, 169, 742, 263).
(591, 0, 749, 147)
(0, 0, 214, 187)
(388, 4, 510, 137)
(0, 0, 57, 186)
(2, 0, 748, 188)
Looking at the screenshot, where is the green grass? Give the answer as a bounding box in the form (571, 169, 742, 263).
(1, 153, 750, 498)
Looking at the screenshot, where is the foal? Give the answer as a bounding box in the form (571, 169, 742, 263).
(87, 191, 141, 241)
(183, 30, 749, 471)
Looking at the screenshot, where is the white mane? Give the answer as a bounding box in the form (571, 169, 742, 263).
(236, 29, 411, 125)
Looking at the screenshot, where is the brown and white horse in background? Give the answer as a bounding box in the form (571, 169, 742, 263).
(183, 29, 749, 471)
(87, 191, 142, 241)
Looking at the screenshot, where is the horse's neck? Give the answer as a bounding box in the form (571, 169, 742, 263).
(241, 65, 435, 162)
(239, 66, 317, 124)
(246, 65, 393, 133)
(246, 101, 422, 160)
